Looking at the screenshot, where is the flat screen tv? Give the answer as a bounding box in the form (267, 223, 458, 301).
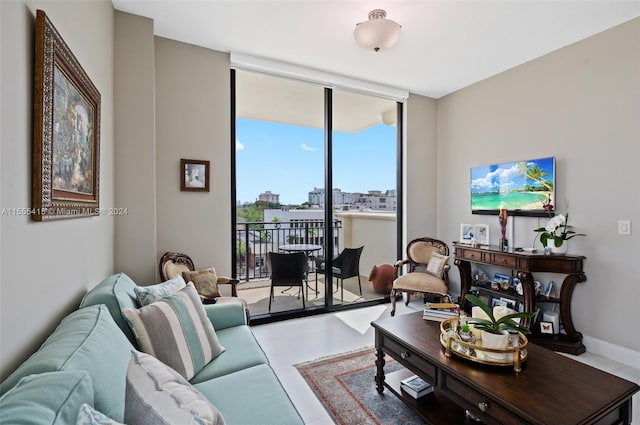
(471, 156, 555, 217)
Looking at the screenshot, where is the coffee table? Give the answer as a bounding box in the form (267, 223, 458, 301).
(371, 312, 639, 425)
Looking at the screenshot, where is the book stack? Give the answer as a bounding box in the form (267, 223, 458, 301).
(422, 302, 459, 322)
(400, 375, 434, 399)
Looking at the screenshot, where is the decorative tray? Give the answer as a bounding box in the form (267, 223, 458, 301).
(439, 317, 528, 372)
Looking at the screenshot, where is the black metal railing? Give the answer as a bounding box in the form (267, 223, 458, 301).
(235, 220, 342, 281)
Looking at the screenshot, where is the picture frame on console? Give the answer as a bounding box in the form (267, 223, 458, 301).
(181, 159, 210, 192)
(540, 321, 554, 335)
(460, 224, 490, 245)
(32, 10, 101, 221)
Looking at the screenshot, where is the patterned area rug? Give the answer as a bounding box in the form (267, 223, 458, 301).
(295, 347, 425, 425)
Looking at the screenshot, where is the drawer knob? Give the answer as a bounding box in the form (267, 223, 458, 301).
(478, 402, 488, 412)
(469, 254, 475, 259)
(400, 352, 410, 359)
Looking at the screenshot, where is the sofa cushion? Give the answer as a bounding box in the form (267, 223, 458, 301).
(182, 268, 220, 298)
(133, 274, 186, 306)
(79, 272, 138, 345)
(426, 253, 449, 278)
(76, 404, 123, 425)
(123, 284, 225, 380)
(125, 351, 225, 425)
(194, 364, 303, 425)
(0, 305, 133, 422)
(190, 326, 268, 384)
(0, 370, 93, 425)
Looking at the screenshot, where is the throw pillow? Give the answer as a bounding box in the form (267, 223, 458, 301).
(125, 351, 225, 425)
(134, 275, 186, 306)
(77, 404, 123, 425)
(122, 284, 225, 380)
(182, 268, 220, 298)
(425, 253, 449, 278)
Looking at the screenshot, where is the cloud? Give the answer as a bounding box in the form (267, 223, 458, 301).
(300, 143, 317, 152)
(236, 139, 245, 151)
(471, 164, 520, 191)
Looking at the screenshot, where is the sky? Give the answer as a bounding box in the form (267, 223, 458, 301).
(236, 118, 397, 205)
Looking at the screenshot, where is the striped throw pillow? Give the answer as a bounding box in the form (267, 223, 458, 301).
(123, 284, 225, 380)
(124, 351, 225, 425)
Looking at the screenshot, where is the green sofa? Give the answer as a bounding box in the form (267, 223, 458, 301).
(0, 273, 303, 425)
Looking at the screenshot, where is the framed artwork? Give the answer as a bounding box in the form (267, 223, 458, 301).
(181, 159, 210, 192)
(540, 321, 554, 335)
(32, 10, 101, 221)
(459, 224, 490, 245)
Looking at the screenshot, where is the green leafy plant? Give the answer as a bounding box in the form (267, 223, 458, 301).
(460, 323, 471, 333)
(465, 294, 535, 335)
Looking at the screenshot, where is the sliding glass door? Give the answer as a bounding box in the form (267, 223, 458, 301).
(233, 69, 399, 319)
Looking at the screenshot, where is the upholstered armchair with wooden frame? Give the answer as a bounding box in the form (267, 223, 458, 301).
(159, 251, 249, 322)
(390, 237, 450, 316)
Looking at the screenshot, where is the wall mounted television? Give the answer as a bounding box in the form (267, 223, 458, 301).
(471, 156, 555, 217)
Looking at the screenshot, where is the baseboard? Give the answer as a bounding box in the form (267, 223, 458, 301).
(582, 334, 640, 370)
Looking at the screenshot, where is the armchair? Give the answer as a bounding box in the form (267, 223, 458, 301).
(390, 237, 450, 316)
(158, 252, 249, 322)
(315, 246, 364, 302)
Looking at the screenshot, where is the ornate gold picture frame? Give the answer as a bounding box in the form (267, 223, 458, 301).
(32, 9, 101, 221)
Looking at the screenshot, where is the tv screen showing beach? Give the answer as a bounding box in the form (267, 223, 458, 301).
(471, 156, 555, 217)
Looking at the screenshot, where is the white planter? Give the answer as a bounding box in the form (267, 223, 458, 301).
(481, 330, 509, 360)
(546, 239, 567, 254)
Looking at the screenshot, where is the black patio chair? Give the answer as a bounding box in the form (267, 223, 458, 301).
(315, 246, 364, 302)
(266, 251, 307, 312)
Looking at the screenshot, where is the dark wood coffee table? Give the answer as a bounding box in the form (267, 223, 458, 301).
(372, 312, 639, 425)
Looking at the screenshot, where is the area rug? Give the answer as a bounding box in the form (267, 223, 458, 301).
(295, 347, 425, 425)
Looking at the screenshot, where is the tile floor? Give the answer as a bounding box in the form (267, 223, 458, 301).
(251, 298, 640, 425)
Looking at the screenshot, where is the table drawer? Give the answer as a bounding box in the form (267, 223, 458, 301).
(492, 253, 517, 268)
(384, 337, 437, 383)
(441, 373, 523, 425)
(461, 249, 482, 262)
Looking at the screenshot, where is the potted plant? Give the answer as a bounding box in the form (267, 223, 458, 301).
(465, 294, 536, 359)
(533, 212, 586, 254)
(458, 323, 475, 343)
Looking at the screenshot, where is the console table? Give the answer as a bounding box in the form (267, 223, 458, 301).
(453, 242, 586, 354)
(372, 312, 639, 425)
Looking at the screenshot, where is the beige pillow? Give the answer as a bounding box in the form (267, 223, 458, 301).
(425, 253, 449, 278)
(183, 268, 220, 298)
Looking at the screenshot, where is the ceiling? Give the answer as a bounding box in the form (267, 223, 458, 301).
(111, 1, 640, 99)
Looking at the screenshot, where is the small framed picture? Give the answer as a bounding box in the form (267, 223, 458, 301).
(181, 159, 210, 192)
(494, 273, 511, 290)
(540, 321, 554, 335)
(491, 298, 508, 308)
(499, 297, 516, 310)
(459, 224, 490, 245)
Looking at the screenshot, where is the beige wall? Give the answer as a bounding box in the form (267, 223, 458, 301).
(0, 1, 114, 380)
(404, 94, 438, 243)
(154, 38, 233, 277)
(437, 18, 640, 353)
(114, 11, 157, 283)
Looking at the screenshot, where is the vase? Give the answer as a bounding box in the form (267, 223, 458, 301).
(481, 330, 509, 360)
(546, 239, 567, 254)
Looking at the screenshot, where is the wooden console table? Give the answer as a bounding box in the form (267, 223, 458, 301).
(453, 242, 586, 354)
(372, 312, 638, 425)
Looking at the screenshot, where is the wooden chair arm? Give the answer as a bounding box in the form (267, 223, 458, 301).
(216, 277, 239, 297)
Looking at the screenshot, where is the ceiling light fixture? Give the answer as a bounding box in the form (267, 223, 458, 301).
(353, 9, 401, 53)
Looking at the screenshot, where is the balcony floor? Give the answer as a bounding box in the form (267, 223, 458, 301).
(237, 273, 385, 316)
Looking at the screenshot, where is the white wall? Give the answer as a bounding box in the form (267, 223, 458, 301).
(113, 11, 157, 283)
(0, 0, 114, 380)
(437, 18, 640, 352)
(154, 37, 233, 277)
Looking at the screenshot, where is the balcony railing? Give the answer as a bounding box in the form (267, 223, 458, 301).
(235, 220, 342, 281)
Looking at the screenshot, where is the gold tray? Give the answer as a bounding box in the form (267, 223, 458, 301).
(439, 317, 528, 372)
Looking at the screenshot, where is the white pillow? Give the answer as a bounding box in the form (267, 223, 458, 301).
(134, 275, 186, 306)
(77, 403, 123, 425)
(425, 253, 449, 278)
(125, 351, 225, 425)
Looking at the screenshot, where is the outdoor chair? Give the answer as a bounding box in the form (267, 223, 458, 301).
(158, 251, 250, 322)
(266, 251, 308, 312)
(315, 246, 364, 302)
(390, 237, 450, 316)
